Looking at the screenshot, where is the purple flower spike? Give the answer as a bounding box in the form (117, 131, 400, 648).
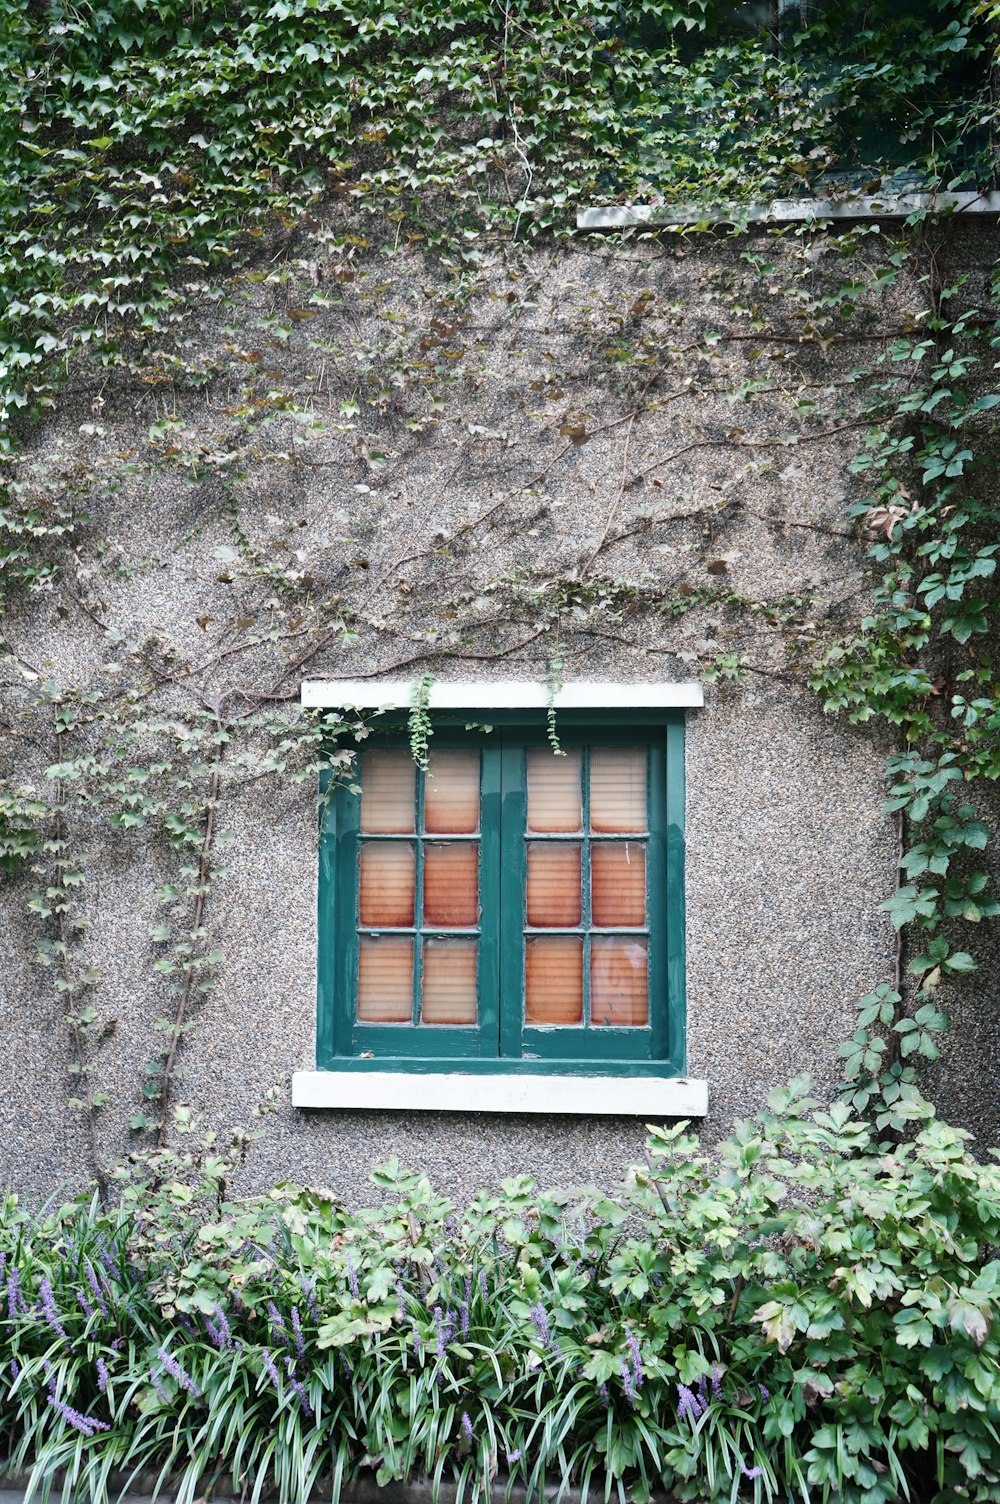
(267, 1300, 290, 1349)
(84, 1260, 109, 1320)
(214, 1303, 234, 1350)
(396, 1280, 407, 1320)
(711, 1367, 723, 1403)
(528, 1303, 552, 1349)
(6, 1268, 27, 1320)
(38, 1278, 68, 1340)
(621, 1358, 635, 1409)
(758, 1383, 770, 1404)
(150, 1370, 170, 1404)
(460, 1301, 469, 1338)
(290, 1305, 304, 1360)
(156, 1345, 200, 1398)
(625, 1327, 644, 1390)
(478, 1270, 488, 1302)
(298, 1274, 318, 1322)
(9, 1359, 20, 1382)
(676, 1383, 704, 1423)
(285, 1357, 314, 1417)
(598, 1382, 609, 1410)
(506, 1449, 522, 1465)
(461, 1412, 474, 1444)
(740, 1463, 764, 1481)
(78, 1288, 95, 1321)
(96, 1357, 109, 1394)
(98, 1247, 122, 1284)
(434, 1305, 446, 1358)
(262, 1350, 281, 1389)
(47, 1394, 110, 1437)
(346, 1255, 359, 1300)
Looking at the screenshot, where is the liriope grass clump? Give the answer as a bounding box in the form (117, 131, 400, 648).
(1, 1080, 999, 1504)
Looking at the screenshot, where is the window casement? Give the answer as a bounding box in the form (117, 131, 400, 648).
(293, 683, 708, 1117)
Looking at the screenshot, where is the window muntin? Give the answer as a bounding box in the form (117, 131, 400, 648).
(519, 747, 650, 1031)
(318, 718, 685, 1076)
(356, 747, 484, 1030)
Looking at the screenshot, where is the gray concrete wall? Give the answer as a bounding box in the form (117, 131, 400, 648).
(1, 220, 995, 1203)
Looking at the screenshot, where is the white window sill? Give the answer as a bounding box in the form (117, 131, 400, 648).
(300, 678, 704, 710)
(577, 190, 1000, 230)
(292, 1070, 708, 1116)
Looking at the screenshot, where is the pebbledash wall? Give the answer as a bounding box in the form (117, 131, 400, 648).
(1, 219, 997, 1203)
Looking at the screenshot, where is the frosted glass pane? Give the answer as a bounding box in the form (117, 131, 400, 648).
(526, 843, 581, 928)
(359, 842, 415, 927)
(591, 842, 646, 928)
(360, 750, 416, 834)
(525, 937, 583, 1025)
(527, 748, 582, 833)
(425, 749, 480, 834)
(421, 939, 478, 1025)
(423, 843, 479, 928)
(591, 938, 648, 1027)
(590, 747, 647, 834)
(357, 936, 413, 1023)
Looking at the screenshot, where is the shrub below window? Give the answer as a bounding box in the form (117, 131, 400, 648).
(1, 1080, 999, 1504)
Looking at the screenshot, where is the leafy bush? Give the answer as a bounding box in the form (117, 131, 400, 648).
(1, 1081, 999, 1504)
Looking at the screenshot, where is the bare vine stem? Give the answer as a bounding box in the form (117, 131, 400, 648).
(578, 410, 638, 582)
(52, 725, 109, 1200)
(624, 419, 870, 490)
(155, 753, 223, 1149)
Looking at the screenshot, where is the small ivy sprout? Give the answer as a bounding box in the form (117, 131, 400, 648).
(545, 652, 566, 757)
(408, 673, 434, 772)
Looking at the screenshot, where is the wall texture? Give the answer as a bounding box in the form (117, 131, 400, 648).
(1, 221, 995, 1204)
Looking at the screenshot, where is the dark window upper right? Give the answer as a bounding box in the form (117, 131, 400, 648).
(614, 0, 993, 200)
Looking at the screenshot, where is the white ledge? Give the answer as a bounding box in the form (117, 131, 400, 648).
(301, 678, 704, 710)
(293, 1070, 708, 1116)
(578, 190, 1000, 230)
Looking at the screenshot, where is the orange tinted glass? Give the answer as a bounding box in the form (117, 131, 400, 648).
(357, 936, 413, 1023)
(527, 748, 582, 833)
(590, 748, 646, 834)
(591, 938, 648, 1026)
(360, 750, 416, 834)
(421, 939, 478, 1025)
(526, 843, 581, 927)
(358, 842, 415, 927)
(525, 937, 583, 1024)
(423, 843, 479, 928)
(591, 842, 646, 927)
(424, 749, 480, 834)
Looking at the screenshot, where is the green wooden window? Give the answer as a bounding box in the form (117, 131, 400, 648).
(316, 715, 686, 1078)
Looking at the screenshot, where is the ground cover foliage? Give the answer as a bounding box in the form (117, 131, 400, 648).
(2, 1086, 1000, 1504)
(2, 1, 1000, 1498)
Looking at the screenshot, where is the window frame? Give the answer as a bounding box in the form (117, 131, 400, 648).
(315, 709, 687, 1080)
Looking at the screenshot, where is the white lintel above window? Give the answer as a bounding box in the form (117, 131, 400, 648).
(577, 190, 1000, 231)
(292, 1070, 708, 1117)
(300, 679, 704, 710)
